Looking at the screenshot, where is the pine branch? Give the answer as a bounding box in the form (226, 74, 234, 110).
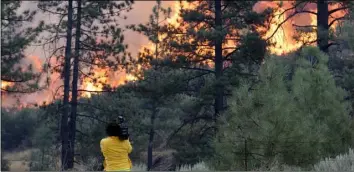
(77, 114, 107, 124)
(1, 78, 29, 83)
(76, 102, 118, 113)
(329, 6, 348, 15)
(223, 48, 238, 60)
(1, 17, 31, 22)
(292, 24, 316, 28)
(297, 10, 317, 15)
(75, 129, 90, 137)
(329, 16, 347, 28)
(1, 88, 36, 94)
(166, 115, 214, 145)
(175, 66, 215, 73)
(184, 72, 211, 82)
(222, 68, 257, 76)
(76, 89, 113, 93)
(37, 5, 67, 15)
(81, 7, 132, 19)
(266, 1, 315, 41)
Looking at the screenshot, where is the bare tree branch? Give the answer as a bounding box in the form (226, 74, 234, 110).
(77, 114, 107, 124)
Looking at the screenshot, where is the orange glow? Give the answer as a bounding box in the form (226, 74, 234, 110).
(81, 64, 138, 98)
(1, 81, 14, 90)
(255, 1, 347, 55)
(140, 1, 347, 67)
(28, 55, 43, 72)
(126, 74, 138, 82)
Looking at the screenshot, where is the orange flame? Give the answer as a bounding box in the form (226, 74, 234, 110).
(1, 1, 348, 107)
(81, 65, 138, 98)
(140, 1, 347, 68)
(1, 81, 14, 90)
(255, 1, 346, 55)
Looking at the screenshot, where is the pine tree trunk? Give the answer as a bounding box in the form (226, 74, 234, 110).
(61, 0, 73, 170)
(68, 0, 81, 169)
(317, 0, 329, 53)
(214, 0, 223, 121)
(147, 104, 156, 171)
(148, 7, 160, 170)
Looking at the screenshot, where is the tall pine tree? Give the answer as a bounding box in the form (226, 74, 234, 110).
(37, 0, 134, 169)
(1, 1, 44, 93)
(157, 1, 270, 126)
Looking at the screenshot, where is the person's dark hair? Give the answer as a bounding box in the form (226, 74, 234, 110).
(106, 122, 121, 137)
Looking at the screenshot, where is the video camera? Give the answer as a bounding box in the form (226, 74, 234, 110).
(116, 116, 129, 140)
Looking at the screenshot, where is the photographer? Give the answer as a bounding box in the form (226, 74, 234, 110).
(100, 117, 132, 171)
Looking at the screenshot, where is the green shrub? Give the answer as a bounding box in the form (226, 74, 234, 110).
(29, 149, 58, 171)
(1, 109, 38, 150)
(255, 160, 302, 171)
(178, 161, 210, 171)
(132, 163, 147, 171)
(314, 148, 354, 171)
(1, 157, 10, 171)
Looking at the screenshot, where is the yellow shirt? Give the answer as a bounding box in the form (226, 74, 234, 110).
(100, 136, 133, 171)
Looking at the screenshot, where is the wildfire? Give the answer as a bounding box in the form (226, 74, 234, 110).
(255, 1, 346, 55)
(1, 81, 14, 90)
(81, 66, 138, 98)
(141, 1, 347, 67)
(1, 1, 349, 107)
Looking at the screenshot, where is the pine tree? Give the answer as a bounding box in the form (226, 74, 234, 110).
(1, 1, 44, 93)
(127, 1, 271, 165)
(60, 0, 74, 169)
(213, 55, 297, 170)
(157, 1, 270, 123)
(213, 46, 353, 170)
(128, 1, 184, 169)
(37, 1, 134, 169)
(291, 46, 353, 162)
(330, 10, 354, 118)
(68, 0, 82, 168)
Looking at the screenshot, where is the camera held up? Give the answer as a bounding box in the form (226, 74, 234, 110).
(116, 116, 129, 140)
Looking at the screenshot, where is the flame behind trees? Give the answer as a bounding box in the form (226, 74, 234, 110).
(255, 1, 350, 54)
(2, 1, 351, 107)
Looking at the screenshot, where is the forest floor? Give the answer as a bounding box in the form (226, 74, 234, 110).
(3, 149, 33, 171)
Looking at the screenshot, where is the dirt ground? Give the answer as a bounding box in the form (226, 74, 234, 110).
(3, 149, 33, 171)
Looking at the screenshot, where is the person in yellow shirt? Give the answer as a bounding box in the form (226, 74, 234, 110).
(100, 121, 133, 171)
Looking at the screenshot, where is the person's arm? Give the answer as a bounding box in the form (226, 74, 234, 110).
(126, 139, 133, 154)
(100, 139, 106, 170)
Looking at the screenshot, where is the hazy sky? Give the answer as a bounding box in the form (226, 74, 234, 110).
(23, 1, 175, 60)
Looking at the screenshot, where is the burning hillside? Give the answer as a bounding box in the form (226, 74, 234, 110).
(1, 1, 348, 107)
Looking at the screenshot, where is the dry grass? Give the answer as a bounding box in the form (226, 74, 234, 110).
(2, 149, 36, 171)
